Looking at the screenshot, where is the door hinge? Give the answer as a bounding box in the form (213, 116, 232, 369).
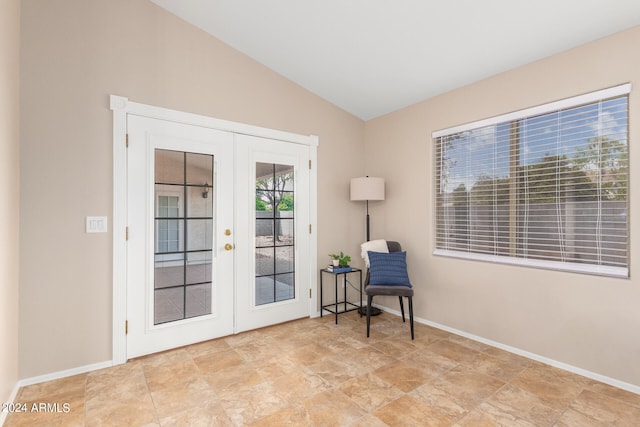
(309, 224, 312, 234)
(309, 159, 311, 169)
(126, 134, 129, 148)
(126, 227, 129, 241)
(125, 320, 128, 334)
(309, 288, 312, 298)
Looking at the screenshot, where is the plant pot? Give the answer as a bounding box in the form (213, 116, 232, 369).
(332, 259, 339, 267)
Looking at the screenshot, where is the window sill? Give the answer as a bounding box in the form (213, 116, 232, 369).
(433, 249, 628, 279)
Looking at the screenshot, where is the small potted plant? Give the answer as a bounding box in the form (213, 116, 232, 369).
(329, 252, 351, 268)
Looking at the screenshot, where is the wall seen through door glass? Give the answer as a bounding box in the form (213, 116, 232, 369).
(154, 149, 214, 324)
(255, 163, 295, 305)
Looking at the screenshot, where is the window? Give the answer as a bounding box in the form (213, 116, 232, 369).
(255, 162, 296, 305)
(433, 84, 630, 278)
(157, 195, 180, 253)
(154, 149, 214, 324)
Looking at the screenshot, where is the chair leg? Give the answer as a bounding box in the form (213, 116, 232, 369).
(409, 296, 414, 340)
(366, 295, 373, 338)
(399, 296, 405, 322)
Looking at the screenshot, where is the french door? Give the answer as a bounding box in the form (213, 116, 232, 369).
(126, 115, 311, 359)
(235, 134, 311, 332)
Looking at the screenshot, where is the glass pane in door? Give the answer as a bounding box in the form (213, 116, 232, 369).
(154, 149, 214, 324)
(255, 163, 295, 305)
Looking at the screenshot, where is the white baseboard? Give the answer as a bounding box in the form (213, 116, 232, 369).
(1, 361, 112, 426)
(17, 360, 113, 388)
(0, 381, 21, 426)
(379, 305, 640, 395)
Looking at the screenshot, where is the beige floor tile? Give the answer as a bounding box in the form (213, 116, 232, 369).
(448, 334, 491, 352)
(232, 337, 280, 363)
(486, 383, 563, 426)
(270, 326, 330, 351)
(554, 408, 611, 427)
(223, 329, 264, 347)
(401, 347, 459, 380)
(7, 315, 638, 427)
(138, 348, 192, 369)
(149, 377, 217, 419)
(158, 399, 233, 426)
(17, 373, 86, 402)
(430, 365, 505, 410)
(482, 346, 534, 367)
(348, 413, 391, 427)
(427, 339, 480, 365)
(192, 348, 243, 374)
(4, 396, 84, 427)
(85, 398, 158, 427)
(218, 381, 289, 425)
(85, 364, 157, 426)
(510, 364, 587, 409)
(338, 372, 405, 412)
(410, 381, 469, 422)
(374, 361, 435, 392)
(586, 381, 640, 408)
(348, 346, 399, 372)
(86, 360, 143, 384)
(5, 412, 84, 427)
(247, 405, 312, 426)
(373, 337, 418, 356)
(306, 356, 369, 386)
(289, 342, 336, 365)
(528, 362, 593, 387)
(300, 389, 367, 426)
(318, 333, 371, 353)
(569, 389, 640, 426)
(368, 317, 414, 338)
(142, 356, 202, 391)
(270, 368, 333, 403)
(253, 354, 306, 380)
(85, 363, 149, 405)
(418, 324, 454, 338)
(308, 323, 345, 341)
(183, 336, 232, 358)
(455, 402, 538, 427)
(374, 395, 453, 426)
(468, 351, 530, 382)
(204, 363, 264, 396)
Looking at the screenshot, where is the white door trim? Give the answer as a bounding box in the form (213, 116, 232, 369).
(110, 95, 318, 365)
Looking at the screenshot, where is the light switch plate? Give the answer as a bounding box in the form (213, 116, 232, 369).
(86, 216, 108, 233)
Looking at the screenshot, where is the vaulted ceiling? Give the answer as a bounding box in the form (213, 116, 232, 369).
(150, 0, 640, 120)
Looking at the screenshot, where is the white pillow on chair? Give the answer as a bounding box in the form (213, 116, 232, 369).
(360, 239, 389, 267)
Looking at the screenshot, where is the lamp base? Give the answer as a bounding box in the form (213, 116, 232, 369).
(358, 306, 382, 316)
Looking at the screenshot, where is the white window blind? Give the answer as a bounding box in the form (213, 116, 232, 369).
(433, 85, 630, 278)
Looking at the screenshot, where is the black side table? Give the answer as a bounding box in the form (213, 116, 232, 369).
(320, 268, 362, 324)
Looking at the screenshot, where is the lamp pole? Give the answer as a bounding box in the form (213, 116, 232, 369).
(365, 199, 370, 242)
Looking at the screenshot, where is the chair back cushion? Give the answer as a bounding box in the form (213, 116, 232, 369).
(386, 241, 402, 253)
(367, 251, 411, 287)
(360, 239, 389, 267)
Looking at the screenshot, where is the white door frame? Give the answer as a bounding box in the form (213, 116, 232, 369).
(110, 95, 318, 365)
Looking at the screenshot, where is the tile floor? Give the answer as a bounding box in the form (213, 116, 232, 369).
(5, 311, 640, 426)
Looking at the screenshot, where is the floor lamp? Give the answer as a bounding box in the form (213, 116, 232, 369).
(350, 176, 385, 241)
(350, 176, 385, 316)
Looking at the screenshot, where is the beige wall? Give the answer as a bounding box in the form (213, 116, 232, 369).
(365, 26, 640, 386)
(19, 0, 365, 378)
(0, 0, 21, 404)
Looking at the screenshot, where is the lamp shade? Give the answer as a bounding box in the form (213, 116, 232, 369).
(350, 177, 385, 201)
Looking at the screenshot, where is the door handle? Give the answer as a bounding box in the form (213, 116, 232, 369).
(224, 243, 234, 251)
